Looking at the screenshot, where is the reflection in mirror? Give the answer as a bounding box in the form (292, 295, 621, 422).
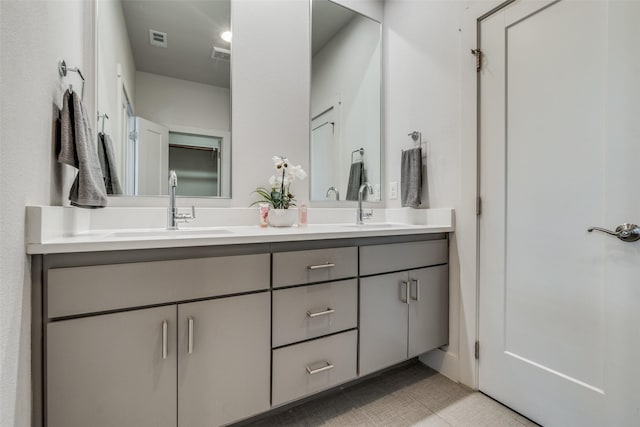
(310, 0, 381, 202)
(97, 0, 231, 198)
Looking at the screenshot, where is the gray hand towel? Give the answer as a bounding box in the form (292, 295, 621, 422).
(401, 147, 422, 208)
(58, 90, 108, 208)
(346, 161, 365, 201)
(98, 132, 123, 195)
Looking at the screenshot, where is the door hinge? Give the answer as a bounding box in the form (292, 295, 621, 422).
(129, 131, 138, 141)
(471, 49, 482, 72)
(475, 341, 480, 360)
(476, 196, 482, 216)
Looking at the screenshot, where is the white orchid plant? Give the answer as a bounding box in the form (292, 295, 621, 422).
(251, 156, 307, 209)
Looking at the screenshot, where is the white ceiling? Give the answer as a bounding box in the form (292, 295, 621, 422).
(121, 0, 231, 88)
(312, 0, 357, 56)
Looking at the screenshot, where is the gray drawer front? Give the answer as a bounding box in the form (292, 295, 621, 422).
(272, 279, 357, 347)
(273, 247, 357, 288)
(47, 254, 270, 318)
(360, 240, 448, 276)
(272, 330, 357, 406)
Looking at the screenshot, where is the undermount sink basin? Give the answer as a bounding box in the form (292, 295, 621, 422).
(344, 223, 407, 229)
(107, 228, 232, 238)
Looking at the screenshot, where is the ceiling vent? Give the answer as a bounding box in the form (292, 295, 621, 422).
(149, 29, 168, 48)
(211, 46, 231, 62)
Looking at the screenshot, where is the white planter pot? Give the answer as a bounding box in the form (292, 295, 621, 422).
(268, 208, 297, 227)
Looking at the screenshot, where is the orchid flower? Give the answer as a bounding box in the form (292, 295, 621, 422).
(253, 156, 307, 209)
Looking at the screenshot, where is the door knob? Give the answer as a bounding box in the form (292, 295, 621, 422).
(587, 223, 640, 242)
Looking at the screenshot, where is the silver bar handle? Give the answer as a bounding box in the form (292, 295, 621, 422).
(162, 320, 168, 360)
(307, 262, 336, 270)
(410, 279, 420, 301)
(306, 361, 335, 375)
(307, 307, 335, 318)
(400, 281, 409, 304)
(188, 317, 194, 355)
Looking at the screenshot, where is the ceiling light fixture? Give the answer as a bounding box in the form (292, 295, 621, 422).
(220, 31, 232, 43)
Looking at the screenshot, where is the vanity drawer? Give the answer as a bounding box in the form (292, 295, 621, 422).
(272, 330, 357, 406)
(272, 279, 357, 347)
(47, 254, 270, 318)
(359, 240, 448, 276)
(272, 247, 357, 288)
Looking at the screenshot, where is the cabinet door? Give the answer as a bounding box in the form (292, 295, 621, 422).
(359, 272, 409, 376)
(47, 306, 177, 427)
(408, 265, 449, 358)
(178, 292, 271, 427)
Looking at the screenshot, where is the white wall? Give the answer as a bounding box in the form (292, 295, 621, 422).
(0, 1, 94, 425)
(135, 71, 230, 132)
(384, 0, 472, 386)
(312, 14, 381, 201)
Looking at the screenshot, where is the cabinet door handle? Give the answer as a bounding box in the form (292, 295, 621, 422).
(400, 281, 409, 304)
(306, 361, 335, 375)
(188, 317, 194, 355)
(410, 279, 420, 301)
(307, 262, 336, 270)
(162, 320, 168, 360)
(307, 307, 335, 318)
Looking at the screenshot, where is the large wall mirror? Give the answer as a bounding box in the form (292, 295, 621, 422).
(97, 0, 231, 198)
(310, 0, 381, 202)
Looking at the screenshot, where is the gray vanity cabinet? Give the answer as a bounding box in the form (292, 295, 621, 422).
(359, 240, 449, 377)
(359, 271, 409, 375)
(46, 305, 177, 427)
(360, 266, 449, 376)
(177, 293, 271, 427)
(407, 265, 449, 358)
(42, 253, 271, 427)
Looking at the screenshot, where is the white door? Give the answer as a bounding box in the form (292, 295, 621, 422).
(479, 1, 640, 426)
(136, 117, 169, 195)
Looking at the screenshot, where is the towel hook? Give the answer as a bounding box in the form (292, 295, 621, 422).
(97, 112, 109, 134)
(58, 59, 85, 100)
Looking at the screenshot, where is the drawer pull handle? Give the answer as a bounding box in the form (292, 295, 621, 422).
(307, 262, 336, 270)
(306, 361, 335, 375)
(307, 307, 335, 318)
(188, 317, 194, 355)
(410, 279, 420, 301)
(400, 281, 410, 304)
(162, 320, 168, 360)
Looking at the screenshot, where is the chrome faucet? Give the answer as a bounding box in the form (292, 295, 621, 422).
(357, 183, 373, 225)
(326, 186, 340, 200)
(168, 170, 195, 230)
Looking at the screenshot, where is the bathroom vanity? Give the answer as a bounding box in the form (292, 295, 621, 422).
(28, 209, 452, 427)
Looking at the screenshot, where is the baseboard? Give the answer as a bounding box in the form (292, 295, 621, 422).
(419, 348, 460, 384)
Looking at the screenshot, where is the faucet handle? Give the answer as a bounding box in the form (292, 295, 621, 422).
(176, 206, 196, 222)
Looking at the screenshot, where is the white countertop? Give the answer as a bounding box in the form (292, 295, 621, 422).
(26, 206, 454, 254)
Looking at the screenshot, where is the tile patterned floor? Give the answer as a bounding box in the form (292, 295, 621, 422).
(239, 362, 540, 427)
